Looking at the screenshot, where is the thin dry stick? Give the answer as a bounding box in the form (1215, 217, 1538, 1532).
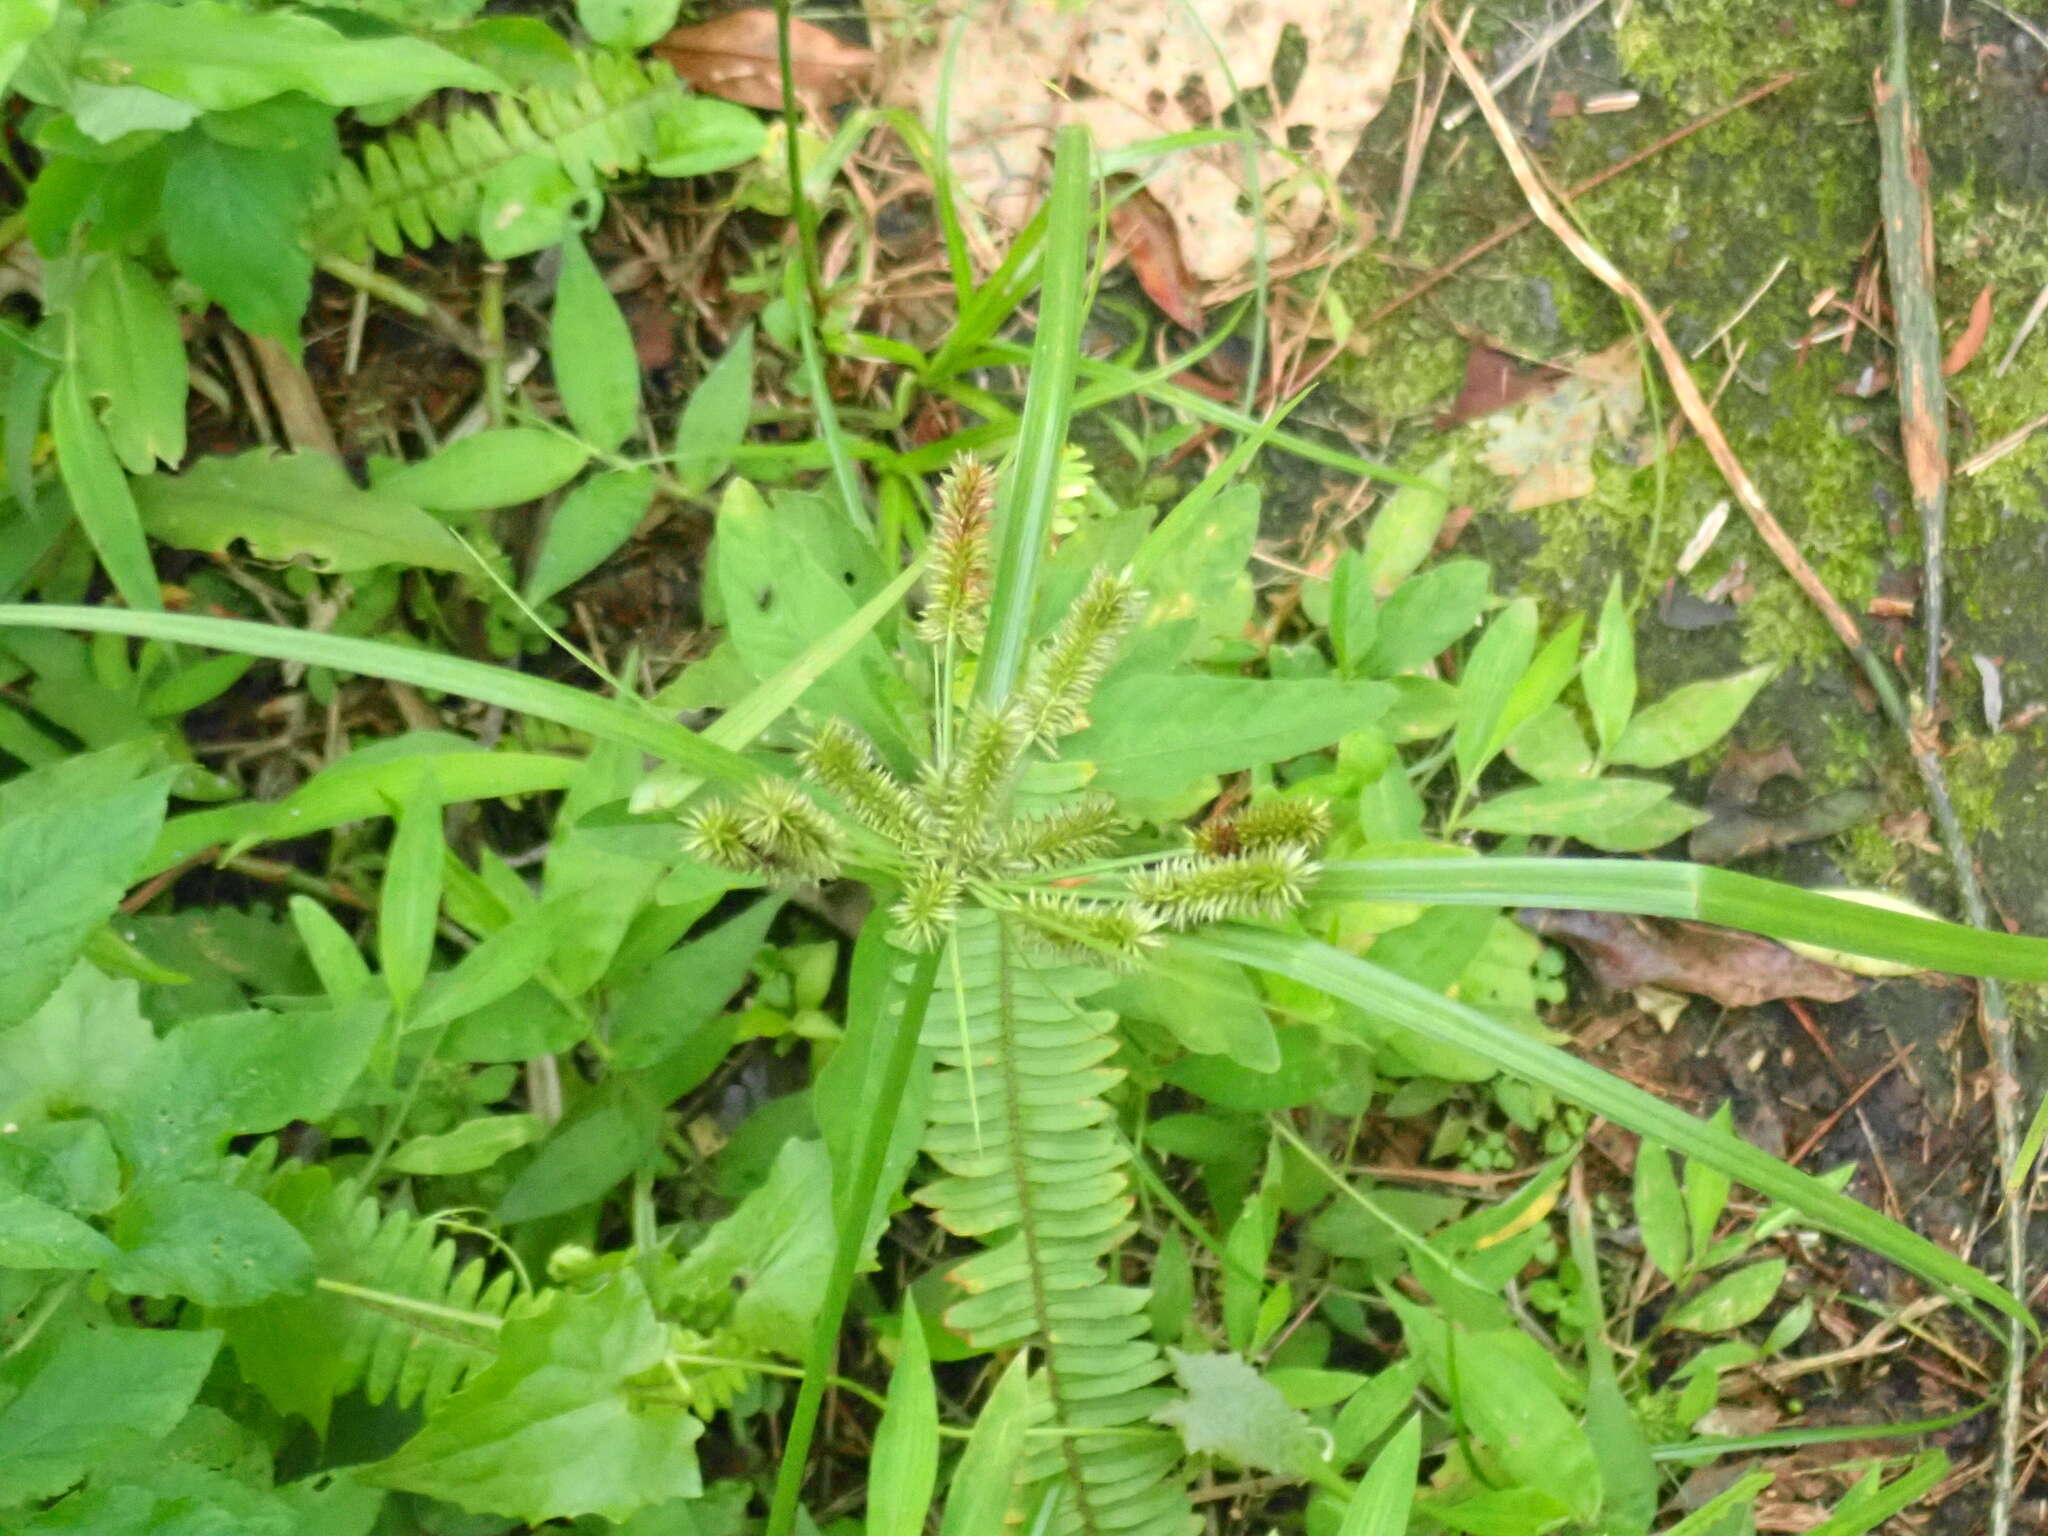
(1363, 71, 1804, 331)
(1877, 5, 2027, 1532)
(1433, 17, 2033, 1526)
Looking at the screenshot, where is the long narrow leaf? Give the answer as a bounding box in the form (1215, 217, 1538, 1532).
(975, 125, 1091, 708)
(1185, 925, 2031, 1329)
(0, 605, 753, 782)
(1317, 858, 2048, 981)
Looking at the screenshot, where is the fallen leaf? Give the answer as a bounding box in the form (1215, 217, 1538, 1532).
(1108, 184, 1204, 331)
(1686, 787, 1879, 865)
(1519, 908, 1862, 1007)
(1476, 337, 1643, 510)
(1655, 579, 1738, 631)
(1941, 282, 1995, 376)
(1436, 344, 1565, 427)
(878, 0, 1414, 283)
(1705, 742, 1802, 806)
(655, 9, 873, 111)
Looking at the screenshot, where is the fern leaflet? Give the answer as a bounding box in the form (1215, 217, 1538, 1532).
(915, 911, 1193, 1536)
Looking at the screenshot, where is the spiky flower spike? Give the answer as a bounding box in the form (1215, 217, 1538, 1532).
(1014, 890, 1162, 970)
(799, 719, 928, 845)
(1194, 796, 1333, 858)
(680, 800, 761, 874)
(891, 860, 962, 952)
(1017, 567, 1143, 746)
(914, 454, 996, 648)
(1128, 845, 1317, 930)
(920, 704, 1029, 853)
(997, 794, 1127, 871)
(736, 777, 844, 880)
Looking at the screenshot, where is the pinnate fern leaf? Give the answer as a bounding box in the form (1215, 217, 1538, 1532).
(915, 911, 1193, 1536)
(310, 53, 763, 259)
(217, 1153, 518, 1432)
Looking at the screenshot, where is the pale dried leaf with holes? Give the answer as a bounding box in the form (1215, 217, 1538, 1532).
(1474, 336, 1644, 511)
(871, 0, 1413, 283)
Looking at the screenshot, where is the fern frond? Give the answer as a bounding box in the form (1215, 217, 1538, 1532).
(216, 1159, 518, 1432)
(914, 912, 1193, 1536)
(311, 54, 761, 259)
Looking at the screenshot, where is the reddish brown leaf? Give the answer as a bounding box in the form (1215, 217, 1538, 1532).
(1941, 282, 1994, 376)
(1520, 908, 1863, 1006)
(1436, 343, 1564, 428)
(653, 9, 874, 112)
(1107, 186, 1204, 331)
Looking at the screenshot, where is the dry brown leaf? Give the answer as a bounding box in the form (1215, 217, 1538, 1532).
(1941, 281, 1995, 376)
(1475, 337, 1644, 510)
(654, 9, 874, 112)
(1520, 908, 1863, 1007)
(1436, 344, 1566, 428)
(874, 0, 1414, 282)
(1107, 185, 1204, 331)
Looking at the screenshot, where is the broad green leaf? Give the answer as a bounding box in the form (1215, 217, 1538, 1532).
(551, 237, 640, 453)
(1581, 575, 1635, 758)
(1130, 481, 1258, 663)
(79, 1, 500, 109)
(1360, 452, 1451, 598)
(867, 1296, 938, 1536)
(1574, 795, 1709, 854)
(0, 0, 56, 98)
(108, 1179, 314, 1306)
(1338, 1412, 1419, 1536)
(364, 1274, 703, 1524)
(1493, 615, 1583, 758)
(1686, 1109, 1735, 1257)
(380, 429, 591, 514)
(1611, 664, 1774, 769)
(496, 1085, 661, 1222)
(1453, 1329, 1599, 1520)
(936, 1352, 1029, 1536)
(0, 967, 153, 1130)
(107, 1004, 380, 1174)
(1660, 1474, 1773, 1536)
(0, 1181, 118, 1269)
(1106, 942, 1280, 1069)
(0, 1324, 220, 1506)
(1154, 1349, 1318, 1474)
(1065, 675, 1392, 801)
(475, 152, 591, 259)
(644, 93, 769, 178)
(1453, 597, 1537, 788)
(74, 255, 186, 472)
(1505, 704, 1594, 783)
(1664, 1258, 1785, 1333)
(137, 451, 464, 573)
(161, 131, 315, 344)
(0, 1119, 121, 1217)
(1584, 1367, 1656, 1536)
(1633, 1142, 1687, 1282)
(526, 468, 655, 603)
(673, 324, 755, 495)
(290, 894, 373, 1003)
(379, 767, 444, 1015)
(0, 751, 169, 1029)
(610, 897, 781, 1070)
(575, 0, 680, 48)
(408, 902, 566, 1033)
(1360, 559, 1489, 676)
(389, 1114, 547, 1176)
(713, 479, 912, 757)
(1328, 549, 1378, 675)
(1332, 1359, 1421, 1464)
(1222, 1187, 1277, 1352)
(51, 366, 160, 612)
(1461, 778, 1672, 839)
(1189, 925, 2030, 1327)
(669, 1139, 832, 1346)
(140, 651, 254, 717)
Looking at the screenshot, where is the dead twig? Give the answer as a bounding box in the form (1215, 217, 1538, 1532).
(1364, 71, 1804, 331)
(1877, 7, 2027, 1532)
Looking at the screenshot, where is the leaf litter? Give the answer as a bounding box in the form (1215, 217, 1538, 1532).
(873, 0, 1415, 283)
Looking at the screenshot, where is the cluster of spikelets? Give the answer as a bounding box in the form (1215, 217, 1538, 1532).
(679, 455, 1327, 964)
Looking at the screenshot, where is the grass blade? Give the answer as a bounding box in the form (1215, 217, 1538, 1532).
(1316, 857, 2048, 980)
(1185, 925, 2031, 1329)
(0, 604, 754, 782)
(975, 124, 1092, 708)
